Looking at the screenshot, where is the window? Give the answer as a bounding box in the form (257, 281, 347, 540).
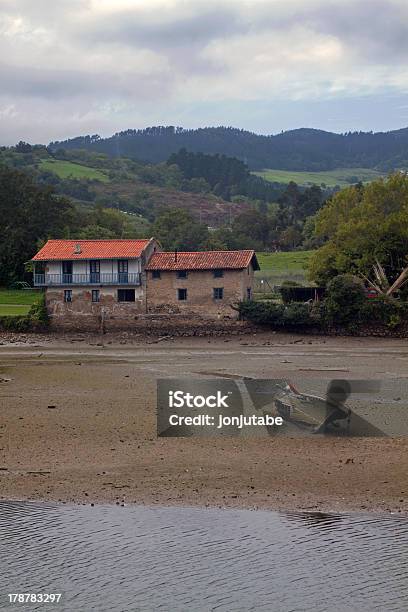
(247, 287, 252, 300)
(152, 270, 161, 279)
(213, 287, 224, 300)
(64, 289, 72, 303)
(177, 270, 188, 279)
(118, 260, 128, 273)
(62, 261, 73, 284)
(213, 269, 224, 278)
(90, 260, 100, 283)
(178, 288, 187, 301)
(118, 289, 135, 302)
(92, 290, 100, 303)
(118, 260, 129, 284)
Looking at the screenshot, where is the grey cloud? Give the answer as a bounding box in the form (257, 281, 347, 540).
(0, 62, 173, 101)
(1, 0, 408, 144)
(62, 0, 408, 81)
(248, 0, 408, 64)
(0, 0, 88, 23)
(82, 3, 243, 49)
(76, 3, 241, 76)
(306, 0, 408, 62)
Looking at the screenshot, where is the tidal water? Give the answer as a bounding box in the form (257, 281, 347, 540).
(0, 502, 407, 612)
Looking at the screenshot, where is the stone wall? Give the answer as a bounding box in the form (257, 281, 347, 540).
(146, 266, 254, 317)
(45, 286, 256, 333)
(46, 287, 146, 331)
(132, 313, 255, 336)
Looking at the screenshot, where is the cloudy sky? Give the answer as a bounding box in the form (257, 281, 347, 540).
(1, 0, 408, 144)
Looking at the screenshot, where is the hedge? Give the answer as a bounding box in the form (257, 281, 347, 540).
(0, 293, 48, 332)
(238, 300, 315, 327)
(238, 295, 408, 332)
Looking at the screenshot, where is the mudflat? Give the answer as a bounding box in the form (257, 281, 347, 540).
(0, 331, 407, 513)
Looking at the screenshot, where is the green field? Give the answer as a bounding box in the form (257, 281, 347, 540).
(254, 167, 383, 187)
(40, 159, 110, 182)
(255, 250, 314, 290)
(0, 304, 32, 316)
(0, 289, 40, 316)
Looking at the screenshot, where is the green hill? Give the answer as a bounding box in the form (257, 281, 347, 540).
(49, 125, 408, 171)
(254, 168, 383, 187)
(40, 159, 109, 182)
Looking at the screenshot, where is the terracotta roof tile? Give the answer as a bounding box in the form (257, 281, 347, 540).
(146, 250, 259, 271)
(32, 239, 152, 261)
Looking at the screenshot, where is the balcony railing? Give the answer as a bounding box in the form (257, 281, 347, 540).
(34, 273, 142, 287)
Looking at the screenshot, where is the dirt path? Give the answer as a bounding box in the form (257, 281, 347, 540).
(0, 331, 407, 513)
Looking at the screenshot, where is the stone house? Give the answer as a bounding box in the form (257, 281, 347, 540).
(32, 241, 259, 328)
(32, 238, 160, 329)
(145, 250, 259, 317)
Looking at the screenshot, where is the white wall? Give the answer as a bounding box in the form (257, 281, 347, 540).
(45, 259, 141, 276)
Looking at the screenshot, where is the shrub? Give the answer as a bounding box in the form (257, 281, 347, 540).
(0, 293, 48, 332)
(282, 302, 314, 326)
(28, 293, 49, 326)
(238, 301, 284, 325)
(323, 274, 366, 326)
(0, 315, 31, 332)
(360, 296, 408, 328)
(238, 300, 314, 327)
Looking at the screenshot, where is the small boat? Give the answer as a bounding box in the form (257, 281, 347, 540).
(273, 380, 388, 436)
(274, 382, 352, 434)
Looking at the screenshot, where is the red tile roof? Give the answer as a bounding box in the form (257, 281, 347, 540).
(32, 239, 152, 261)
(146, 250, 259, 271)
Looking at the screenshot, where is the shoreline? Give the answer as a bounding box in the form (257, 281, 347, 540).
(1, 332, 408, 515)
(2, 497, 407, 517)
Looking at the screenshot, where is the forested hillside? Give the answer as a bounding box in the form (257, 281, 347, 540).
(0, 143, 327, 283)
(50, 125, 408, 171)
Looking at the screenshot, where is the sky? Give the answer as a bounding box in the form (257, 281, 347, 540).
(1, 0, 408, 144)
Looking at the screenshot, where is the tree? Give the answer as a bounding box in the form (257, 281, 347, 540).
(0, 166, 76, 285)
(232, 209, 272, 248)
(308, 174, 408, 285)
(324, 274, 366, 326)
(280, 226, 302, 250)
(151, 208, 209, 250)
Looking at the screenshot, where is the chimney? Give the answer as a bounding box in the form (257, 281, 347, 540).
(174, 248, 178, 263)
(74, 243, 82, 255)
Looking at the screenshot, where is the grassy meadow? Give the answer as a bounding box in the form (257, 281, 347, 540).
(0, 289, 41, 316)
(255, 250, 314, 292)
(253, 167, 383, 187)
(40, 159, 110, 182)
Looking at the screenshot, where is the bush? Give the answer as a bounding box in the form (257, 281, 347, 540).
(0, 315, 31, 332)
(238, 300, 314, 327)
(323, 274, 366, 326)
(282, 302, 314, 326)
(0, 293, 48, 332)
(28, 293, 49, 326)
(238, 301, 284, 325)
(360, 296, 408, 328)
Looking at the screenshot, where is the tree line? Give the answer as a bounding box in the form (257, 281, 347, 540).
(50, 125, 408, 171)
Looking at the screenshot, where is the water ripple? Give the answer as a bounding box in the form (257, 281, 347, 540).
(0, 503, 407, 611)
